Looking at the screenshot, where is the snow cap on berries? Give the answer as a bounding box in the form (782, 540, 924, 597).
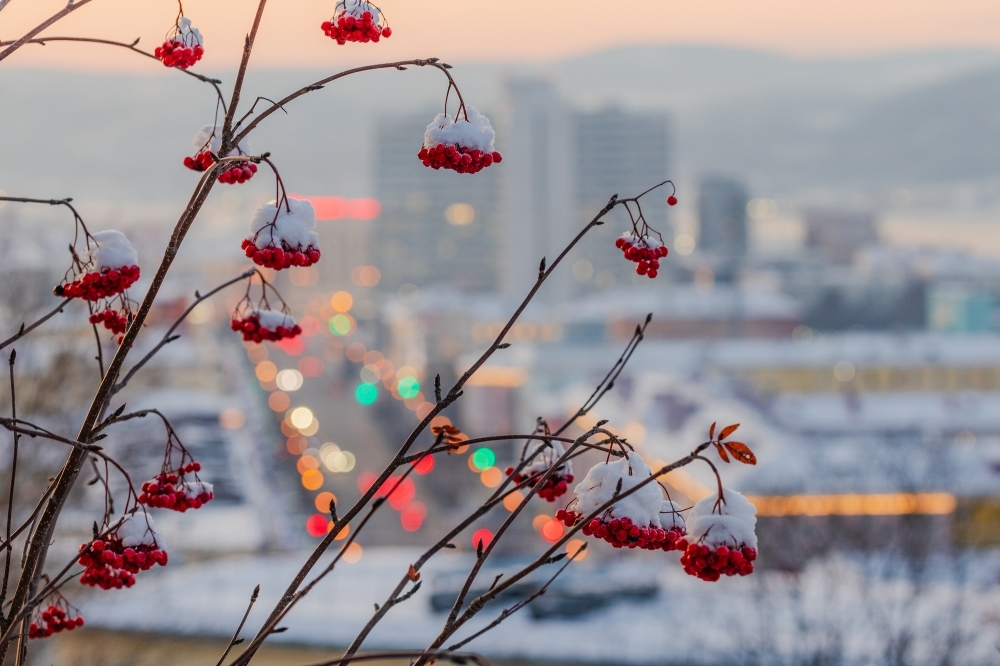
(118, 513, 162, 549)
(176, 17, 204, 47)
(525, 440, 571, 476)
(338, 0, 381, 22)
(661, 500, 686, 531)
(193, 124, 250, 157)
(621, 232, 663, 250)
(423, 106, 496, 153)
(87, 231, 138, 272)
(182, 477, 213, 499)
(687, 488, 757, 550)
(573, 452, 663, 528)
(250, 198, 319, 252)
(254, 309, 296, 331)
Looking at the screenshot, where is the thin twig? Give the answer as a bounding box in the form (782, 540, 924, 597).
(1, 352, 19, 614)
(215, 584, 260, 666)
(0, 0, 96, 63)
(0, 300, 72, 353)
(110, 269, 255, 396)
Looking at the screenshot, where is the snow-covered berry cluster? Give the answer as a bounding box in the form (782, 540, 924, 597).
(139, 463, 214, 512)
(419, 107, 502, 174)
(183, 125, 254, 185)
(89, 309, 128, 335)
(154, 17, 204, 69)
(322, 1, 391, 44)
(28, 605, 83, 639)
(506, 440, 574, 502)
(616, 233, 667, 279)
(56, 231, 140, 301)
(681, 489, 758, 581)
(566, 453, 689, 550)
(78, 515, 167, 590)
(244, 198, 321, 269)
(230, 310, 302, 343)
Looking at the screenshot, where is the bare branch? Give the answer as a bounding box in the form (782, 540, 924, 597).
(215, 584, 260, 666)
(0, 0, 96, 63)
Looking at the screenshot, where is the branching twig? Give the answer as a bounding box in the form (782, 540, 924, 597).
(0, 0, 96, 63)
(215, 584, 260, 666)
(1, 352, 19, 618)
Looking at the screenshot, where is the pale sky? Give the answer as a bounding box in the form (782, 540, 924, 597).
(4, 0, 1000, 70)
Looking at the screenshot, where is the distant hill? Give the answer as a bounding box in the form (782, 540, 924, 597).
(2, 44, 1000, 217)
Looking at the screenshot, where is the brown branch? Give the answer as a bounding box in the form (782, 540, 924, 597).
(215, 584, 260, 666)
(221, 0, 268, 152)
(0, 0, 96, 63)
(298, 650, 491, 666)
(0, 300, 71, 353)
(1, 352, 19, 620)
(0, 37, 226, 108)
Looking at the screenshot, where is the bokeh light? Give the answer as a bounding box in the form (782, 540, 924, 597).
(268, 391, 290, 412)
(289, 406, 315, 430)
(335, 523, 350, 541)
(566, 539, 588, 561)
(306, 513, 329, 537)
(329, 314, 354, 336)
(331, 291, 353, 312)
(301, 469, 324, 490)
(471, 528, 493, 550)
(276, 336, 306, 356)
(286, 435, 308, 455)
(388, 477, 416, 510)
(255, 361, 277, 382)
(471, 448, 496, 471)
(541, 518, 565, 542)
(503, 490, 524, 511)
(298, 356, 324, 377)
(314, 491, 337, 513)
(343, 542, 363, 563)
(401, 502, 427, 531)
(219, 408, 245, 430)
(355, 382, 378, 405)
(397, 376, 420, 399)
(480, 467, 502, 487)
(276, 369, 304, 391)
(414, 455, 435, 475)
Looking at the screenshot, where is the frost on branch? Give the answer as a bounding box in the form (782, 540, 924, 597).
(183, 125, 257, 184)
(557, 452, 687, 551)
(230, 309, 302, 343)
(506, 439, 574, 502)
(243, 198, 321, 270)
(681, 489, 758, 581)
(57, 230, 140, 302)
(418, 107, 503, 174)
(78, 513, 168, 590)
(322, 0, 392, 44)
(155, 16, 204, 70)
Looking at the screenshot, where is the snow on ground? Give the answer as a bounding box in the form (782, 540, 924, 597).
(78, 547, 1000, 665)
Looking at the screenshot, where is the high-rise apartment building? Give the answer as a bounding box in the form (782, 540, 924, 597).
(372, 112, 501, 292)
(697, 176, 749, 259)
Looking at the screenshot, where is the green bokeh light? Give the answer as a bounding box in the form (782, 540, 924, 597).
(471, 448, 496, 471)
(355, 382, 378, 405)
(397, 376, 420, 400)
(329, 314, 352, 337)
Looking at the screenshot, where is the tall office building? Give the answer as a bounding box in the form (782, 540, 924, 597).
(496, 80, 576, 300)
(573, 107, 671, 291)
(372, 112, 502, 292)
(697, 176, 749, 259)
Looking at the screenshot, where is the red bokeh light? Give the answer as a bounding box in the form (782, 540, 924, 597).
(298, 356, 324, 377)
(299, 316, 321, 337)
(357, 471, 378, 492)
(295, 195, 382, 221)
(276, 336, 305, 356)
(414, 455, 435, 475)
(541, 519, 565, 542)
(306, 513, 329, 537)
(387, 477, 416, 510)
(400, 505, 424, 532)
(471, 528, 493, 550)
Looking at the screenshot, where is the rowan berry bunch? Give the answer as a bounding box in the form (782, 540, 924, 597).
(220, 162, 258, 184)
(229, 272, 302, 343)
(321, 0, 391, 44)
(245, 194, 321, 269)
(183, 150, 215, 172)
(558, 509, 688, 551)
(154, 15, 204, 69)
(683, 482, 759, 581)
(89, 308, 128, 336)
(139, 423, 214, 512)
(510, 468, 575, 501)
(55, 230, 140, 302)
(78, 514, 167, 590)
(28, 598, 84, 640)
(681, 542, 756, 581)
(507, 434, 574, 502)
(616, 233, 668, 279)
(420, 99, 502, 174)
(183, 125, 256, 184)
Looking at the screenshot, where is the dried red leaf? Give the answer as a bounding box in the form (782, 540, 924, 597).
(407, 564, 421, 582)
(709, 422, 717, 440)
(719, 423, 740, 440)
(723, 441, 756, 465)
(713, 442, 730, 463)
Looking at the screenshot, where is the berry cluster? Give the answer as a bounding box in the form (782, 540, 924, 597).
(557, 510, 688, 551)
(78, 536, 167, 590)
(28, 606, 83, 640)
(418, 145, 501, 174)
(230, 314, 302, 343)
(183, 150, 214, 172)
(89, 309, 128, 335)
(219, 162, 257, 184)
(321, 11, 390, 44)
(241, 239, 320, 270)
(57, 265, 140, 301)
(139, 463, 214, 512)
(616, 235, 667, 279)
(507, 468, 574, 502)
(154, 39, 203, 69)
(680, 542, 756, 581)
